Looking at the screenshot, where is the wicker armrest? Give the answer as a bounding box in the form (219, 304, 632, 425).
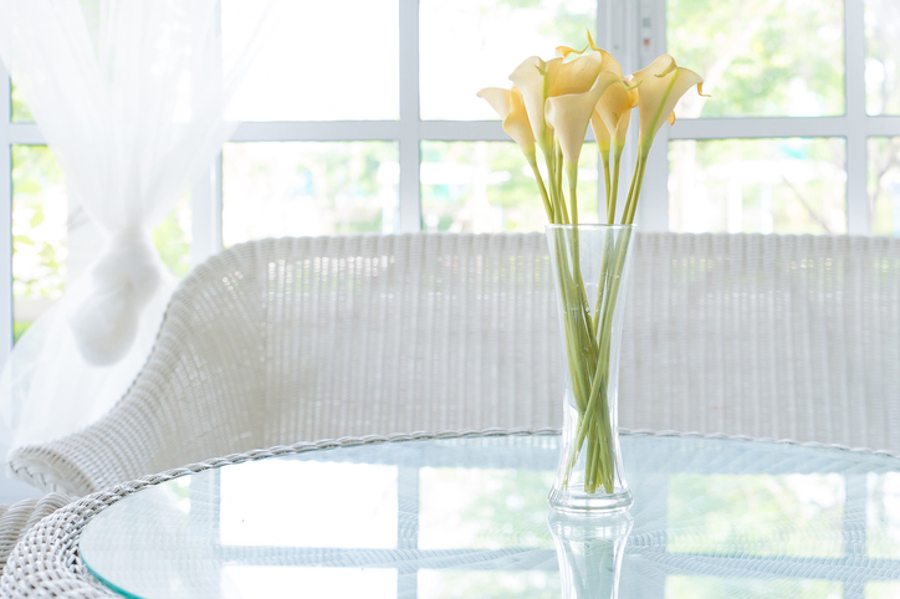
(0, 493, 72, 573)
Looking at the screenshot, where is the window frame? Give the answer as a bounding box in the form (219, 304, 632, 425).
(4, 0, 900, 359)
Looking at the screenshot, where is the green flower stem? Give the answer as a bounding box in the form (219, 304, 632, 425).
(591, 232, 615, 337)
(555, 144, 565, 211)
(563, 228, 632, 494)
(567, 161, 579, 226)
(608, 148, 623, 225)
(551, 232, 593, 414)
(528, 157, 554, 223)
(565, 162, 600, 365)
(622, 150, 648, 225)
(601, 151, 611, 222)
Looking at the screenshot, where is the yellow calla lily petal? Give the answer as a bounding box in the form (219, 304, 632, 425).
(476, 86, 536, 156)
(589, 109, 611, 156)
(587, 30, 600, 52)
(549, 50, 605, 97)
(556, 44, 586, 58)
(546, 70, 621, 165)
(509, 56, 563, 148)
(594, 79, 638, 149)
(629, 54, 704, 150)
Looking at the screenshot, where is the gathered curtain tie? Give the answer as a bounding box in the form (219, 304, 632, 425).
(67, 229, 163, 366)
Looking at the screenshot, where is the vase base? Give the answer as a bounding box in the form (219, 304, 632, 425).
(548, 487, 633, 515)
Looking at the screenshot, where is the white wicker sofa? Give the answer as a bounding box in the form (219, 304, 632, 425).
(2, 231, 900, 594)
(6, 231, 900, 498)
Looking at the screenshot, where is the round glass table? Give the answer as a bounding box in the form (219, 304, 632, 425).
(79, 432, 900, 598)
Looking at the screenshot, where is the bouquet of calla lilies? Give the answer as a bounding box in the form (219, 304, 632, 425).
(479, 34, 705, 498)
(478, 32, 705, 226)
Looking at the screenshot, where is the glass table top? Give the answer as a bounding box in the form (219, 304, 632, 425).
(79, 433, 900, 598)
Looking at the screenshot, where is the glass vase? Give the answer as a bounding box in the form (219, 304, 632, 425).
(549, 510, 633, 599)
(546, 224, 635, 514)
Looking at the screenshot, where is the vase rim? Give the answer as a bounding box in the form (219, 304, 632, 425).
(545, 223, 635, 231)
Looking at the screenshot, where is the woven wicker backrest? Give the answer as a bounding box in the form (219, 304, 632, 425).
(7, 232, 900, 496)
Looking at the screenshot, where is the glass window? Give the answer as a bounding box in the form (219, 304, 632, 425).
(222, 141, 399, 245)
(868, 137, 900, 236)
(421, 141, 600, 232)
(666, 0, 845, 118)
(668, 138, 847, 234)
(10, 83, 33, 123)
(222, 0, 399, 121)
(419, 0, 596, 120)
(865, 0, 900, 115)
(153, 194, 192, 280)
(11, 145, 67, 342)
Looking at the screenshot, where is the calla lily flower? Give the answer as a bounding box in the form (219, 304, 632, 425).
(546, 69, 621, 166)
(508, 56, 563, 150)
(628, 54, 705, 151)
(476, 86, 535, 158)
(590, 80, 637, 223)
(593, 80, 638, 152)
(548, 50, 605, 97)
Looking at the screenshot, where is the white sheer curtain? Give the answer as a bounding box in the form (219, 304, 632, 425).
(0, 0, 274, 452)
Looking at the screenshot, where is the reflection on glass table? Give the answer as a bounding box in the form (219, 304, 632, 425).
(79, 433, 900, 598)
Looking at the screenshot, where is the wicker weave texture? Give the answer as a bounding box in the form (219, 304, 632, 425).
(6, 232, 900, 497)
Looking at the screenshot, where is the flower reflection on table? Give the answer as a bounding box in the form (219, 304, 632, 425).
(548, 510, 633, 599)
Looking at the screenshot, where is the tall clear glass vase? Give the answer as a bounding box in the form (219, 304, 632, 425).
(549, 511, 633, 599)
(546, 224, 635, 514)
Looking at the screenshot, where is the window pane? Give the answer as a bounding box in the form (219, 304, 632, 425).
(865, 0, 900, 115)
(420, 0, 595, 120)
(868, 137, 900, 237)
(223, 0, 399, 121)
(11, 83, 33, 123)
(153, 194, 192, 280)
(668, 138, 847, 234)
(666, 0, 844, 118)
(222, 142, 399, 245)
(869, 138, 900, 236)
(421, 141, 600, 233)
(12, 146, 67, 341)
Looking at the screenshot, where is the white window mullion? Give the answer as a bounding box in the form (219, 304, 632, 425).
(191, 154, 222, 267)
(232, 121, 401, 142)
(845, 0, 869, 235)
(1, 69, 12, 361)
(398, 0, 421, 233)
(669, 117, 851, 140)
